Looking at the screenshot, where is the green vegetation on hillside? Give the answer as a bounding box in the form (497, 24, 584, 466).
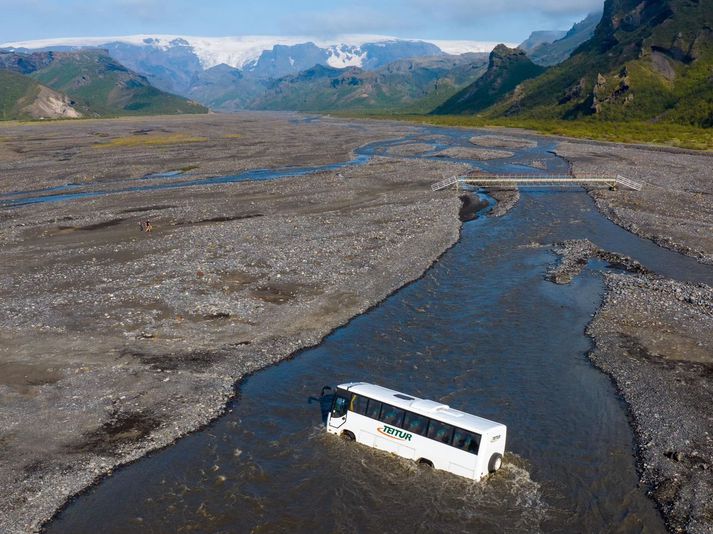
(0, 70, 40, 120)
(29, 50, 207, 117)
(486, 0, 713, 127)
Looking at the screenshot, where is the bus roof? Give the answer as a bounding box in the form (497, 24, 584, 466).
(338, 382, 505, 435)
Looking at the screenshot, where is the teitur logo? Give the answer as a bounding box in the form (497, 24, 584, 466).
(377, 425, 413, 442)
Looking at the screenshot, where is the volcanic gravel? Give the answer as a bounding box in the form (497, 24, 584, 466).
(435, 146, 514, 160)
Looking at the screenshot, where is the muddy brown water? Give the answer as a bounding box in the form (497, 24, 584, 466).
(45, 127, 713, 533)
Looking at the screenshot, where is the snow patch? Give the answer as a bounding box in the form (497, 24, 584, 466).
(326, 44, 365, 68)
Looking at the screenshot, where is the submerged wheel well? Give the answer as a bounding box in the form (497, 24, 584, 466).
(342, 430, 355, 441)
(417, 458, 433, 467)
(488, 453, 503, 473)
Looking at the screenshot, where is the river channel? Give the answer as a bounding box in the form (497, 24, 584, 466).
(46, 125, 713, 533)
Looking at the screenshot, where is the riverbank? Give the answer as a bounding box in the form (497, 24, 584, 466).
(555, 141, 713, 265)
(0, 114, 468, 533)
(550, 239, 713, 533)
(556, 142, 713, 531)
(340, 114, 713, 151)
(589, 272, 713, 533)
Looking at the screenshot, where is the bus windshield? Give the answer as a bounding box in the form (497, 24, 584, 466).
(332, 393, 349, 419)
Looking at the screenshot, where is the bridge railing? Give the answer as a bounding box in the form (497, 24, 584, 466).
(431, 174, 644, 191)
(615, 175, 644, 191)
(431, 175, 459, 192)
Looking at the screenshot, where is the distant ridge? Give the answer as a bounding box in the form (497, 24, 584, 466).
(1, 35, 513, 71)
(527, 12, 602, 66)
(248, 54, 488, 113)
(519, 31, 567, 54)
(432, 45, 545, 115)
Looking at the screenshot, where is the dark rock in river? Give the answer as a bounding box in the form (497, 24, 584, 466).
(458, 193, 489, 221)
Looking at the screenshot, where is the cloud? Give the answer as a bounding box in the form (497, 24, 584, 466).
(279, 7, 419, 37)
(276, 0, 604, 40)
(410, 0, 603, 18)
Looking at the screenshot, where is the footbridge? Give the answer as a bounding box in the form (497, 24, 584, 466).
(431, 174, 644, 192)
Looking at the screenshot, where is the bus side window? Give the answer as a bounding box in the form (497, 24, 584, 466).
(365, 399, 383, 420)
(427, 420, 455, 445)
(351, 394, 369, 415)
(378, 404, 405, 427)
(332, 395, 349, 419)
(403, 412, 428, 436)
(453, 428, 481, 455)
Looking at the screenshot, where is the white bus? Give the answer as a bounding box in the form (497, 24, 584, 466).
(326, 382, 506, 481)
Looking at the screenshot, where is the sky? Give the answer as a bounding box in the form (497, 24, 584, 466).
(0, 0, 605, 43)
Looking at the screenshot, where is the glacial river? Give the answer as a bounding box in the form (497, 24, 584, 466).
(46, 124, 713, 533)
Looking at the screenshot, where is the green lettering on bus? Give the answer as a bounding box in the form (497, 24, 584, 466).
(382, 425, 412, 442)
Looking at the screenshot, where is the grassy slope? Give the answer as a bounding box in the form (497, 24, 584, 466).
(0, 70, 41, 120)
(381, 0, 712, 150)
(30, 50, 207, 117)
(337, 113, 713, 151)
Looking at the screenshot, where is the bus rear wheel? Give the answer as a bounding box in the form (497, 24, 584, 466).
(488, 453, 503, 473)
(342, 431, 355, 441)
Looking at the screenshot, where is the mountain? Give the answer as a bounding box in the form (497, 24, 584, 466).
(2, 34, 502, 71)
(186, 64, 268, 111)
(0, 49, 207, 117)
(100, 38, 204, 95)
(247, 54, 488, 113)
(1, 35, 508, 109)
(0, 70, 81, 120)
(527, 12, 603, 66)
(519, 31, 567, 54)
(488, 0, 713, 126)
(432, 45, 546, 115)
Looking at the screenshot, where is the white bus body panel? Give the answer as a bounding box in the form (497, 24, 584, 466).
(326, 383, 507, 481)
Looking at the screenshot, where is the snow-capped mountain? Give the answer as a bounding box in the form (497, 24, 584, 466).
(1, 34, 506, 70)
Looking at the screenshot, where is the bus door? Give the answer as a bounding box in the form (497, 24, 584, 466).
(329, 392, 350, 430)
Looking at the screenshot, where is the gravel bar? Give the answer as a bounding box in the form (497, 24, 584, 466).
(0, 114, 467, 533)
(555, 141, 713, 265)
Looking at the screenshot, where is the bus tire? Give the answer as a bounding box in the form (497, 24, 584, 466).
(488, 453, 503, 473)
(417, 458, 433, 468)
(342, 431, 355, 441)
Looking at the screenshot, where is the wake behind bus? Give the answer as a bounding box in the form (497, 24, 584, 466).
(326, 382, 506, 481)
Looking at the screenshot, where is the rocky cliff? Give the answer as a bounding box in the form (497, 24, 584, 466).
(488, 0, 713, 126)
(432, 45, 545, 115)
